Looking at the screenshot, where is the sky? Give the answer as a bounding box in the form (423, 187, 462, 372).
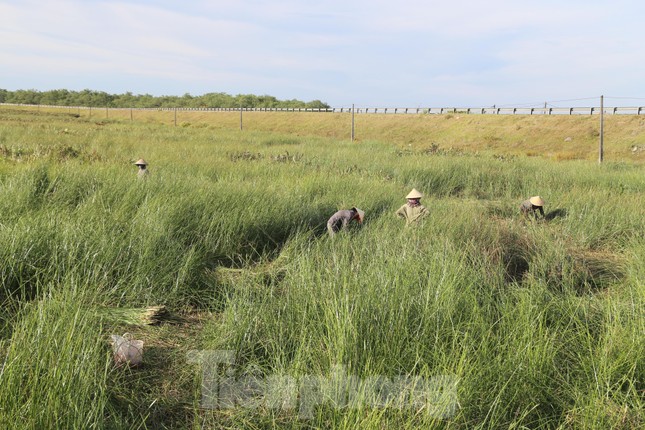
(1, 0, 645, 108)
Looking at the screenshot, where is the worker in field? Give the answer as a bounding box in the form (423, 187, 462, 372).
(327, 207, 365, 236)
(134, 158, 149, 179)
(396, 188, 428, 224)
(520, 196, 545, 220)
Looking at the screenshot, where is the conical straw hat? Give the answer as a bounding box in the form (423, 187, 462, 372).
(529, 196, 545, 206)
(406, 188, 423, 199)
(134, 158, 148, 166)
(355, 208, 365, 222)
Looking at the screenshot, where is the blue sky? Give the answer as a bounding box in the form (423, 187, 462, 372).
(1, 0, 644, 107)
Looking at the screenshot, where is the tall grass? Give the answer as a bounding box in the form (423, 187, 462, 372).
(0, 283, 119, 429)
(0, 108, 643, 428)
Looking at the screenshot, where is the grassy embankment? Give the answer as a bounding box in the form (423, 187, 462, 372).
(0, 106, 643, 429)
(12, 104, 645, 162)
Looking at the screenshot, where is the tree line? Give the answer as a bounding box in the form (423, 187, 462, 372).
(0, 89, 330, 109)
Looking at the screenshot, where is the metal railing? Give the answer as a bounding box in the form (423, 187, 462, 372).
(3, 103, 645, 115)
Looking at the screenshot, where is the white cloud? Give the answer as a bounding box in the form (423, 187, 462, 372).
(1, 0, 644, 105)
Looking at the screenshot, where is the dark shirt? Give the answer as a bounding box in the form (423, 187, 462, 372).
(520, 200, 544, 219)
(327, 209, 357, 235)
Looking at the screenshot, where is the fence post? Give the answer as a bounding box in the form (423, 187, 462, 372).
(174, 107, 177, 126)
(599, 95, 604, 164)
(351, 104, 355, 142)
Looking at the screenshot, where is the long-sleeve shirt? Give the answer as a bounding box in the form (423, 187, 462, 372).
(519, 200, 544, 219)
(137, 168, 149, 179)
(395, 203, 428, 224)
(327, 209, 357, 235)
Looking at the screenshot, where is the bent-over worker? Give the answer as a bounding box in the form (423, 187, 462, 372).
(520, 196, 545, 220)
(327, 207, 365, 236)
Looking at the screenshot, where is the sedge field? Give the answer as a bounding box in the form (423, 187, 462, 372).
(0, 107, 643, 429)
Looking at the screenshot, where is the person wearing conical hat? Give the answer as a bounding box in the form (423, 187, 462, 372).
(327, 207, 365, 236)
(396, 188, 428, 224)
(134, 158, 149, 179)
(520, 196, 545, 220)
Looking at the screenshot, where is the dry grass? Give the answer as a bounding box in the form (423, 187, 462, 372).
(9, 105, 645, 163)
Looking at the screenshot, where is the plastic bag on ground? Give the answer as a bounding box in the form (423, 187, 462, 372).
(110, 333, 144, 367)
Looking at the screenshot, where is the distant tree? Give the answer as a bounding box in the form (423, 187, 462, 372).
(0, 89, 330, 109)
(76, 89, 95, 106)
(112, 91, 136, 107)
(199, 92, 232, 108)
(135, 94, 156, 108)
(236, 94, 259, 108)
(305, 99, 330, 109)
(75, 89, 111, 107)
(257, 95, 278, 108)
(41, 89, 71, 106)
(179, 93, 194, 108)
(282, 99, 306, 108)
(13, 89, 41, 104)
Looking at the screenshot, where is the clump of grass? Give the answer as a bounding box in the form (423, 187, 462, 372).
(270, 151, 303, 163)
(229, 150, 264, 162)
(0, 287, 118, 429)
(262, 137, 301, 146)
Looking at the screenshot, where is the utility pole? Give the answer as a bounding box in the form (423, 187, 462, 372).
(599, 95, 604, 164)
(351, 104, 355, 141)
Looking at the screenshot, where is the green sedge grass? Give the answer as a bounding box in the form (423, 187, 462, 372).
(0, 108, 642, 429)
